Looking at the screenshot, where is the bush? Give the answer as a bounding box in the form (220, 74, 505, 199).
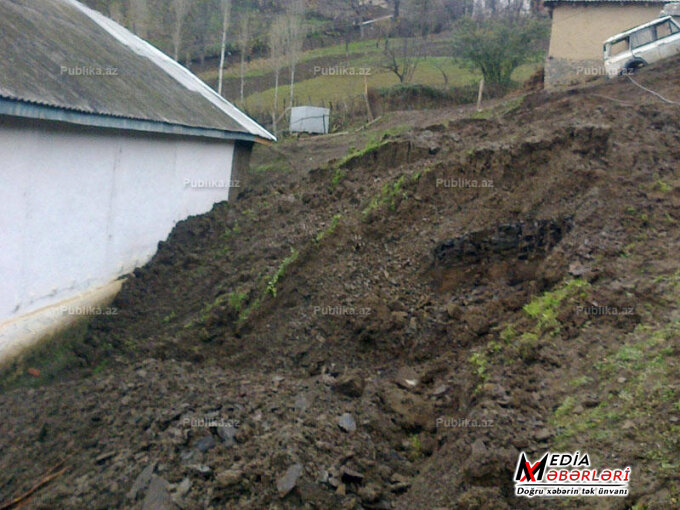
(369, 82, 512, 113)
(452, 16, 550, 89)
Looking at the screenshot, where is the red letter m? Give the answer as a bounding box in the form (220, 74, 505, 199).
(514, 453, 549, 482)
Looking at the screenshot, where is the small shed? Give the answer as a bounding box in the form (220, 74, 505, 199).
(290, 106, 331, 135)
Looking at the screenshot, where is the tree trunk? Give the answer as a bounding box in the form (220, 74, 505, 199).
(239, 17, 249, 105)
(218, 25, 227, 95)
(273, 68, 280, 134)
(172, 32, 181, 61)
(218, 1, 231, 96)
(240, 52, 246, 105)
(171, 0, 189, 62)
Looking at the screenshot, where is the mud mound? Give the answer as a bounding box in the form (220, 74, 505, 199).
(3, 58, 680, 509)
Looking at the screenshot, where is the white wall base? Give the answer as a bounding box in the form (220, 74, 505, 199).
(0, 117, 239, 362)
(0, 278, 123, 365)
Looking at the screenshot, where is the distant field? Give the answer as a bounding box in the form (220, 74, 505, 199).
(198, 34, 542, 118)
(241, 58, 538, 115)
(201, 39, 387, 82)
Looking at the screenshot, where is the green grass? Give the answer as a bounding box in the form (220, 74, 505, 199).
(547, 271, 680, 484)
(408, 433, 424, 461)
(266, 248, 300, 298)
(362, 175, 408, 217)
(329, 168, 346, 191)
(654, 179, 672, 193)
(228, 291, 248, 313)
(471, 95, 526, 120)
(315, 214, 342, 245)
(336, 126, 409, 168)
(0, 318, 96, 391)
(469, 351, 489, 383)
(222, 34, 539, 116)
(523, 278, 590, 333)
(237, 248, 301, 323)
(221, 221, 242, 240)
(201, 39, 383, 82)
(471, 278, 592, 367)
(553, 320, 680, 452)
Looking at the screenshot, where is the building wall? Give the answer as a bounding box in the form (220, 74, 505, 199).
(0, 117, 238, 352)
(546, 4, 662, 86)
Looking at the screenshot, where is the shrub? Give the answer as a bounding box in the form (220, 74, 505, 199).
(451, 16, 550, 89)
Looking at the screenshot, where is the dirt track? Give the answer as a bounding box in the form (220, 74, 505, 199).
(2, 59, 680, 509)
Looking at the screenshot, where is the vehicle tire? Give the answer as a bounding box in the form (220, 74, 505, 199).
(623, 59, 646, 75)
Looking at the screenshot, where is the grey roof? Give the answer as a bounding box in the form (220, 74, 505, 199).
(546, 0, 665, 4)
(0, 0, 275, 142)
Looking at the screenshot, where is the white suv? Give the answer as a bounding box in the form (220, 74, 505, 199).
(604, 16, 680, 76)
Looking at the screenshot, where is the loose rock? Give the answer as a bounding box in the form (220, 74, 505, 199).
(142, 476, 177, 510)
(277, 463, 304, 498)
(338, 413, 357, 433)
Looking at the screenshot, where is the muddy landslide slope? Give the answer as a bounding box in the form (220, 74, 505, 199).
(2, 59, 680, 509)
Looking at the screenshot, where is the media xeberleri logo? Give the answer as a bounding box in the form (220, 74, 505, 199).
(514, 451, 630, 498)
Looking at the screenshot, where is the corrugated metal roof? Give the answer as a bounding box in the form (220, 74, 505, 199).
(545, 0, 665, 4)
(0, 0, 275, 142)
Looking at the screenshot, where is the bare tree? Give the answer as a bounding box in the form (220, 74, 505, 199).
(269, 16, 288, 135)
(285, 0, 306, 107)
(382, 37, 422, 84)
(334, 13, 354, 60)
(195, 0, 212, 66)
(107, 0, 125, 24)
(404, 0, 447, 38)
(217, 0, 232, 96)
(393, 0, 401, 18)
(432, 59, 449, 88)
(238, 14, 251, 105)
(128, 0, 149, 38)
(171, 0, 190, 61)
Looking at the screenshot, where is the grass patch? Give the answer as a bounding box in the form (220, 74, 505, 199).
(336, 127, 407, 168)
(472, 278, 592, 368)
(654, 179, 672, 193)
(362, 175, 408, 217)
(315, 214, 342, 245)
(471, 95, 525, 120)
(407, 433, 424, 461)
(470, 351, 489, 383)
(0, 318, 95, 391)
(221, 221, 242, 240)
(329, 168, 347, 191)
(228, 291, 248, 314)
(237, 249, 300, 323)
(523, 278, 590, 333)
(239, 46, 538, 117)
(552, 316, 680, 472)
(266, 248, 300, 298)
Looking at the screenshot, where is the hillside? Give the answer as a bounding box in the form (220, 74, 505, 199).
(201, 33, 541, 126)
(2, 60, 680, 509)
(81, 0, 379, 61)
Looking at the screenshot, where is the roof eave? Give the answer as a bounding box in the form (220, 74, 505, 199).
(0, 96, 270, 143)
(545, 0, 665, 3)
(543, 0, 669, 3)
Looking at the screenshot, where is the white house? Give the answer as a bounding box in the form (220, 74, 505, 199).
(0, 0, 275, 361)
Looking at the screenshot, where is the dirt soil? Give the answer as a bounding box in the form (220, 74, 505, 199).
(3, 59, 680, 510)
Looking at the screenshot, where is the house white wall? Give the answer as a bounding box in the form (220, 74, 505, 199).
(0, 119, 236, 354)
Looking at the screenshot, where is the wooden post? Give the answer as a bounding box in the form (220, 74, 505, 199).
(476, 78, 485, 112)
(364, 74, 374, 122)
